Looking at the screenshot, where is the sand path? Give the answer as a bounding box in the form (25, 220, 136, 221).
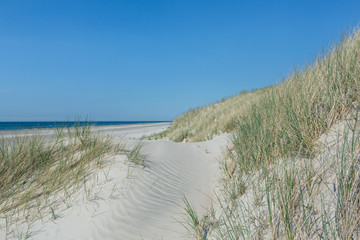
(91, 137, 227, 240)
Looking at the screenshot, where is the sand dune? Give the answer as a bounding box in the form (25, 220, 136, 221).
(5, 123, 228, 239)
(90, 138, 227, 240)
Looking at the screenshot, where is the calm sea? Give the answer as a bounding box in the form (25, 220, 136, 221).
(0, 121, 170, 131)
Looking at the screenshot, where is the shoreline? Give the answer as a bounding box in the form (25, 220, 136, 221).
(0, 121, 171, 132)
(0, 122, 171, 139)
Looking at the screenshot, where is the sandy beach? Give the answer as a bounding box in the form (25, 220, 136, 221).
(1, 123, 229, 240)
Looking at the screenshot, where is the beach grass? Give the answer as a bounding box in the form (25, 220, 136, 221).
(0, 124, 126, 238)
(148, 88, 268, 142)
(182, 195, 217, 240)
(178, 28, 360, 239)
(126, 141, 146, 166)
(212, 116, 360, 239)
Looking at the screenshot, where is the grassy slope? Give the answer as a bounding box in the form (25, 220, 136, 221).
(149, 88, 268, 142)
(167, 29, 360, 239)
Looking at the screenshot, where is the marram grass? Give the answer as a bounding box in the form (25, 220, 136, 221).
(149, 88, 268, 142)
(126, 141, 146, 166)
(211, 116, 360, 239)
(229, 30, 360, 174)
(180, 28, 360, 239)
(0, 124, 126, 238)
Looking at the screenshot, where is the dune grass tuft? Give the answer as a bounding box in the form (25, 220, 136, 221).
(126, 141, 146, 166)
(0, 124, 125, 238)
(182, 195, 217, 240)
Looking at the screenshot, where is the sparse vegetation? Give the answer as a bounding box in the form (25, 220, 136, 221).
(182, 196, 217, 240)
(0, 124, 126, 239)
(126, 141, 146, 166)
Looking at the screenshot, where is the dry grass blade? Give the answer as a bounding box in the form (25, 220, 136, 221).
(126, 141, 146, 166)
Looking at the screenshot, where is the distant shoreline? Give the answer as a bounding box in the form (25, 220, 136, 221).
(0, 121, 171, 132)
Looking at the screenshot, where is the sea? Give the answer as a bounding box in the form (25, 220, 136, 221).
(0, 121, 170, 131)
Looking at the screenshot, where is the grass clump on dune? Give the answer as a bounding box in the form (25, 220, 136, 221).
(126, 141, 146, 166)
(213, 115, 360, 239)
(0, 124, 125, 238)
(229, 30, 360, 174)
(181, 28, 360, 239)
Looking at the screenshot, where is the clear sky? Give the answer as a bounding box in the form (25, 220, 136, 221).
(1, 0, 360, 121)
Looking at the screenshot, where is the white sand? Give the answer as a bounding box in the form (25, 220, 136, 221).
(0, 122, 170, 140)
(1, 123, 229, 240)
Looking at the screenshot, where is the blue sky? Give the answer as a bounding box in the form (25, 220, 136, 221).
(1, 0, 360, 121)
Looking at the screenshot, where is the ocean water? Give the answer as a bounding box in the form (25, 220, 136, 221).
(0, 121, 169, 131)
